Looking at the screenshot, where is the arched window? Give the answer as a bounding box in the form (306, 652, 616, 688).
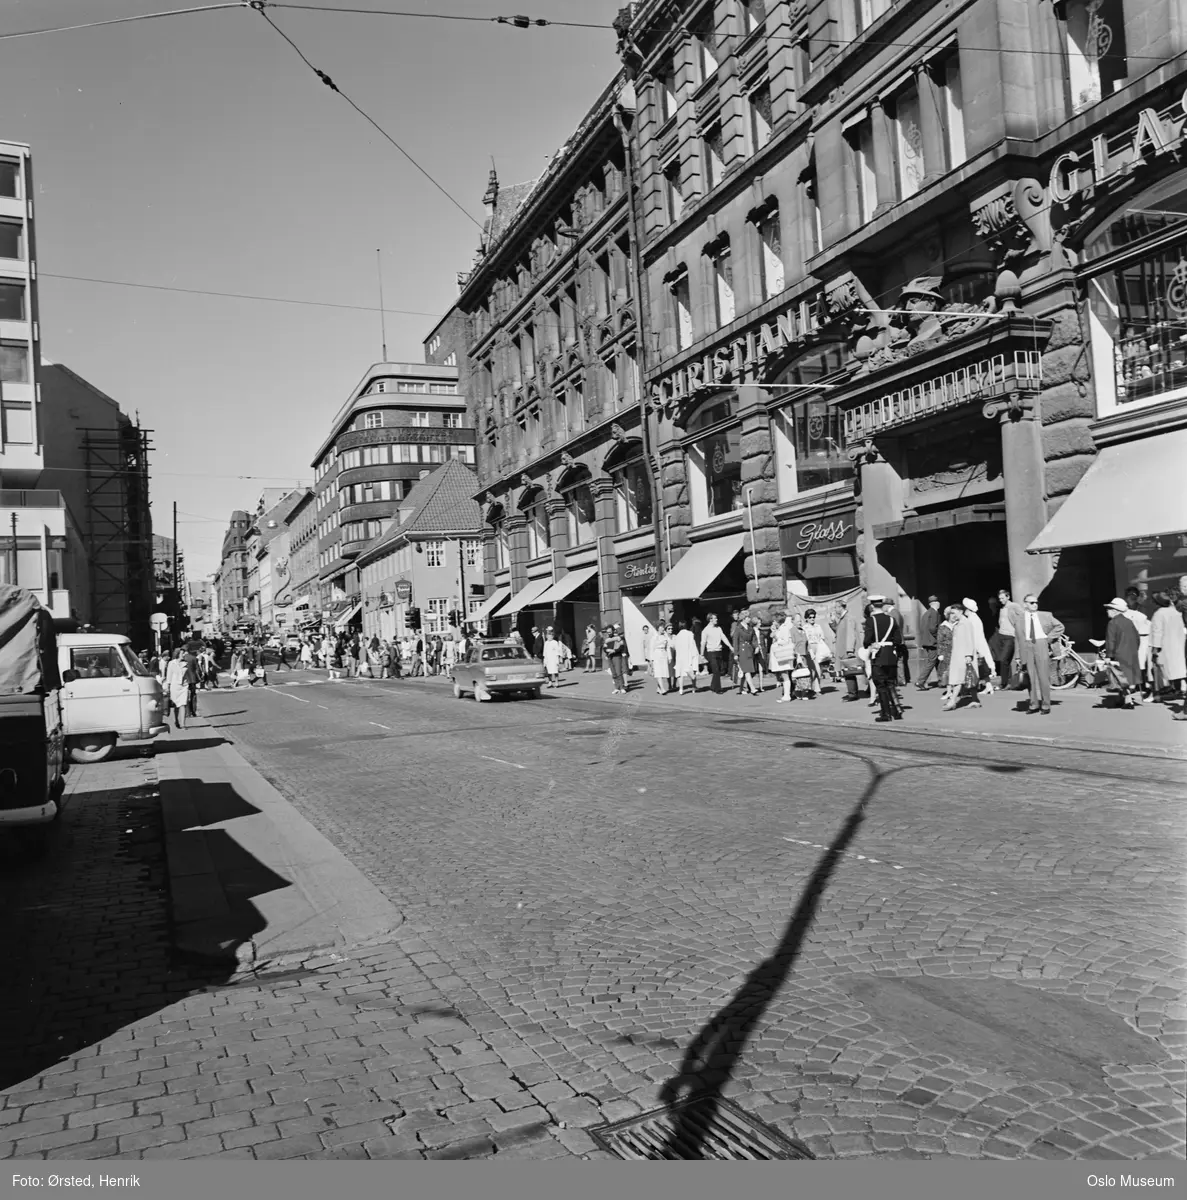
(604, 440, 653, 533)
(487, 504, 508, 570)
(559, 467, 596, 547)
(519, 487, 552, 560)
(683, 392, 742, 524)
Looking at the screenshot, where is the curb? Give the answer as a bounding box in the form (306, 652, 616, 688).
(155, 718, 404, 971)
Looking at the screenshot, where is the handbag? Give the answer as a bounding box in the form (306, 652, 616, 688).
(790, 666, 811, 679)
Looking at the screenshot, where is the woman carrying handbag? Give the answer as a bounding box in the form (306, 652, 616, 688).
(769, 613, 799, 703)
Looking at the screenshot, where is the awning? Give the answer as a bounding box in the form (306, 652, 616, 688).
(642, 532, 746, 604)
(1027, 430, 1187, 553)
(469, 586, 511, 623)
(500, 576, 555, 617)
(333, 601, 361, 630)
(532, 565, 598, 606)
(873, 504, 1005, 540)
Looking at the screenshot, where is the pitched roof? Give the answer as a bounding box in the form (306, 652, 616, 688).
(356, 460, 481, 565)
(487, 179, 538, 247)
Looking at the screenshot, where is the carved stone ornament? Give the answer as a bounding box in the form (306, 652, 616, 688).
(519, 473, 534, 490)
(609, 423, 627, 443)
(560, 451, 576, 469)
(970, 178, 1052, 272)
(847, 438, 885, 466)
(983, 393, 1034, 422)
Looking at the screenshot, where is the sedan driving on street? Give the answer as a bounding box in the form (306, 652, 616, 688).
(451, 641, 547, 702)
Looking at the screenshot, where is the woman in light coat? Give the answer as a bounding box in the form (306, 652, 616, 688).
(542, 629, 563, 687)
(651, 623, 672, 694)
(672, 621, 700, 695)
(944, 606, 993, 710)
(769, 613, 799, 703)
(164, 649, 193, 729)
(1149, 592, 1185, 699)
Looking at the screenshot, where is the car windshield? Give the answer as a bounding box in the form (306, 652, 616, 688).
(482, 647, 528, 661)
(121, 646, 154, 677)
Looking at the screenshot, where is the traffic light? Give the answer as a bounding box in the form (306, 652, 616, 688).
(406, 606, 421, 631)
(447, 610, 459, 628)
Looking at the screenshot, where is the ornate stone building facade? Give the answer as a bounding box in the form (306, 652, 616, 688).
(457, 78, 662, 662)
(611, 0, 1185, 646)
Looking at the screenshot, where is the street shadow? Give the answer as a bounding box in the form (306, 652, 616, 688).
(0, 781, 261, 1091)
(152, 737, 228, 755)
(654, 740, 1026, 1158)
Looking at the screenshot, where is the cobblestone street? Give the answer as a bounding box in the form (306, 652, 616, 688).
(1, 676, 1184, 1162)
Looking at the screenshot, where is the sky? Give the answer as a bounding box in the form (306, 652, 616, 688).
(0, 0, 626, 578)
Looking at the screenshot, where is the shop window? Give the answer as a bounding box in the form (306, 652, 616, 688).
(0, 281, 25, 320)
(703, 124, 725, 191)
(669, 267, 693, 351)
(563, 473, 597, 546)
(685, 394, 743, 524)
(613, 459, 654, 532)
(1084, 180, 1187, 415)
(770, 344, 851, 499)
(1063, 0, 1128, 113)
(749, 83, 773, 152)
(845, 116, 878, 224)
(784, 550, 859, 599)
(709, 239, 735, 327)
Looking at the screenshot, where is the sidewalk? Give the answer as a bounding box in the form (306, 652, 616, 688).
(153, 721, 403, 972)
(276, 664, 1187, 762)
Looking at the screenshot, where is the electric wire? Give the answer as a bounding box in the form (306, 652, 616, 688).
(253, 5, 483, 228)
(39, 271, 443, 318)
(0, 3, 245, 41)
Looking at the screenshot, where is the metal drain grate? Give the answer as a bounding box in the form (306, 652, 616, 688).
(589, 1097, 815, 1160)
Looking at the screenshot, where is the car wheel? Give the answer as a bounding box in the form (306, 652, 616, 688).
(527, 688, 542, 700)
(474, 685, 489, 703)
(453, 682, 464, 699)
(68, 734, 116, 764)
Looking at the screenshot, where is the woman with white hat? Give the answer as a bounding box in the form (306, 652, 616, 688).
(943, 602, 994, 710)
(1103, 597, 1142, 708)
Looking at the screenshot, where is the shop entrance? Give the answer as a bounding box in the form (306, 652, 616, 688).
(880, 519, 1009, 613)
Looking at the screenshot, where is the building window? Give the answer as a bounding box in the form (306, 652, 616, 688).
(846, 115, 878, 224)
(519, 325, 536, 380)
(430, 382, 457, 396)
(564, 478, 597, 547)
(444, 412, 463, 429)
(670, 268, 693, 351)
(444, 352, 456, 367)
(491, 512, 509, 569)
(0, 281, 24, 321)
(0, 220, 23, 263)
(427, 335, 441, 355)
(663, 159, 685, 223)
(748, 83, 773, 152)
(594, 251, 612, 317)
(709, 240, 735, 326)
(738, 0, 765, 36)
(938, 52, 967, 169)
(613, 459, 654, 532)
(1085, 179, 1187, 414)
(656, 58, 678, 123)
(755, 204, 784, 300)
(526, 497, 551, 560)
(425, 540, 445, 568)
(686, 396, 743, 523)
(412, 411, 430, 427)
(693, 8, 719, 83)
(703, 123, 725, 191)
(1063, 0, 1127, 113)
(0, 158, 19, 199)
(0, 340, 29, 384)
(854, 0, 891, 33)
(363, 411, 383, 429)
(2, 403, 33, 444)
(893, 83, 925, 200)
(426, 597, 449, 634)
(464, 539, 482, 569)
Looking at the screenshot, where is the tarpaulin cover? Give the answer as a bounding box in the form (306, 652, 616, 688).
(0, 586, 59, 696)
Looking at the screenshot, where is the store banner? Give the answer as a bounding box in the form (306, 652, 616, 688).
(618, 551, 658, 590)
(779, 512, 857, 558)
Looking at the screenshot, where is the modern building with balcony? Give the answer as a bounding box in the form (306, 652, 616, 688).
(610, 0, 1185, 649)
(455, 81, 661, 661)
(311, 356, 473, 630)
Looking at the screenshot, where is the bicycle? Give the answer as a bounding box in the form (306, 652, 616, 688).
(1049, 634, 1100, 689)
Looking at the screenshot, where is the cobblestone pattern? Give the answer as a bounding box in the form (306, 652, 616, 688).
(1, 683, 1184, 1161)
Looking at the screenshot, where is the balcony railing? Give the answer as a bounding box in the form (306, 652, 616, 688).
(0, 489, 64, 508)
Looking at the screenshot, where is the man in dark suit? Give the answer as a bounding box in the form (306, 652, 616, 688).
(916, 595, 942, 690)
(1010, 594, 1065, 714)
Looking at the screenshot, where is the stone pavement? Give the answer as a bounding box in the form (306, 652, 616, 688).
(1, 685, 1184, 1163)
(284, 661, 1187, 760)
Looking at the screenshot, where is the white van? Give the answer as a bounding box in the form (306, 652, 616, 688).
(58, 633, 168, 763)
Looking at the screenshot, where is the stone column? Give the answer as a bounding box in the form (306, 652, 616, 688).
(738, 397, 781, 613)
(656, 439, 688, 625)
(915, 63, 946, 185)
(983, 395, 1054, 600)
(591, 478, 621, 626)
(504, 515, 529, 595)
(871, 99, 898, 218)
(852, 442, 903, 600)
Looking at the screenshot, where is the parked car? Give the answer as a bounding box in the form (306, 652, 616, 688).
(58, 633, 168, 763)
(451, 640, 547, 702)
(0, 586, 66, 855)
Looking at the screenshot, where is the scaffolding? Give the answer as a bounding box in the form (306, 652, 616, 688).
(82, 425, 154, 647)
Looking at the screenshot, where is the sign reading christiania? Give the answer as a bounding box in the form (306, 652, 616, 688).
(650, 299, 818, 407)
(779, 514, 856, 559)
(1049, 83, 1187, 204)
